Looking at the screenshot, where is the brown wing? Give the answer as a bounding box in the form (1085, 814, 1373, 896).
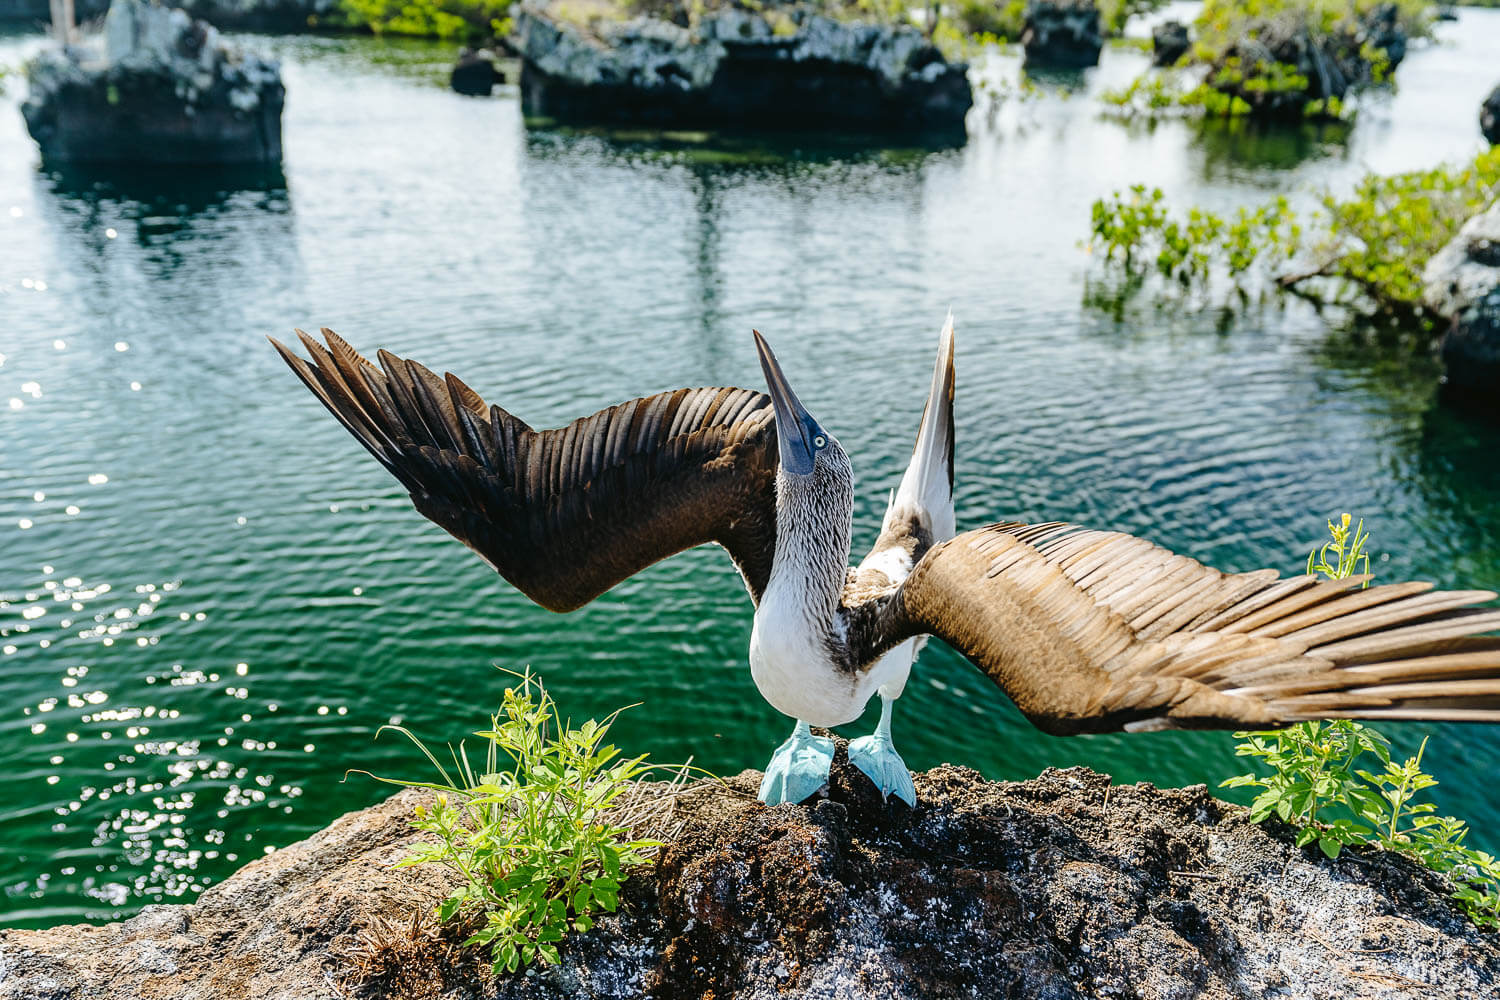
(871, 522, 1500, 735)
(272, 329, 779, 612)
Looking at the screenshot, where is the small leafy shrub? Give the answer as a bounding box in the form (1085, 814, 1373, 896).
(1225, 723, 1500, 927)
(1089, 183, 1298, 287)
(360, 673, 683, 973)
(1221, 516, 1500, 928)
(1086, 147, 1500, 328)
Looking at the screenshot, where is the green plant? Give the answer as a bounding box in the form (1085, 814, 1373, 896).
(1221, 517, 1500, 928)
(358, 673, 684, 973)
(1224, 721, 1500, 927)
(1086, 147, 1500, 329)
(338, 0, 516, 39)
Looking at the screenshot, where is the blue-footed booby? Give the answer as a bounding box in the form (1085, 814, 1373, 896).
(273, 318, 1500, 807)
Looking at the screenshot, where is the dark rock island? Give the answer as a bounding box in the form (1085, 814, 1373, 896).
(21, 0, 284, 165)
(1022, 0, 1103, 69)
(513, 0, 972, 135)
(3, 744, 1497, 999)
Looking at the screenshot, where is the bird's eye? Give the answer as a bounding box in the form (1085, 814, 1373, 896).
(813, 435, 827, 448)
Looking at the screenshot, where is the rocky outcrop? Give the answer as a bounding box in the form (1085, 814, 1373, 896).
(21, 0, 284, 165)
(1424, 201, 1500, 409)
(1021, 0, 1102, 69)
(174, 0, 337, 32)
(1423, 199, 1500, 320)
(4, 745, 1499, 1000)
(1206, 2, 1408, 118)
(514, 2, 971, 134)
(1483, 82, 1500, 145)
(1151, 19, 1189, 67)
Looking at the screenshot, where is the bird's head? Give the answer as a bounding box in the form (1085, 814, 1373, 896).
(753, 330, 849, 484)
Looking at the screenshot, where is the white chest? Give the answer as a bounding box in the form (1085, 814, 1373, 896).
(749, 588, 876, 728)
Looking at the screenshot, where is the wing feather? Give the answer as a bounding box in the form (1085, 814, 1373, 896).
(872, 522, 1500, 734)
(272, 330, 780, 612)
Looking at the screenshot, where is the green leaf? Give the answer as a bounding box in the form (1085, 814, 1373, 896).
(1319, 836, 1343, 859)
(439, 889, 467, 922)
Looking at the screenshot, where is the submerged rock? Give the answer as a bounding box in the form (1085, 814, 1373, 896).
(1021, 0, 1103, 69)
(1151, 19, 1190, 67)
(21, 0, 284, 165)
(3, 746, 1498, 999)
(513, 2, 971, 134)
(1483, 82, 1500, 145)
(1441, 288, 1500, 411)
(451, 47, 505, 96)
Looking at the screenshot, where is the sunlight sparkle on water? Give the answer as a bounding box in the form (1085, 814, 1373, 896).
(4, 570, 308, 914)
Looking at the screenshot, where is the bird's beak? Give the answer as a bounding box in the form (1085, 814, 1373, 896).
(753, 330, 817, 476)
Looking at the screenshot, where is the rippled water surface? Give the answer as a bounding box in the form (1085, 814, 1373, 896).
(4, 9, 1500, 927)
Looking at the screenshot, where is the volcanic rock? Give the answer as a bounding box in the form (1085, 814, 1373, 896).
(3, 746, 1498, 999)
(1151, 19, 1189, 67)
(513, 1, 971, 134)
(21, 0, 284, 164)
(1021, 0, 1103, 69)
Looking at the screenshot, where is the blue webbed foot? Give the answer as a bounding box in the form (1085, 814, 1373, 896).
(758, 721, 834, 805)
(848, 694, 916, 806)
(848, 732, 916, 806)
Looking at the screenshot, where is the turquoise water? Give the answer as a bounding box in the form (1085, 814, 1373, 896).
(4, 11, 1500, 927)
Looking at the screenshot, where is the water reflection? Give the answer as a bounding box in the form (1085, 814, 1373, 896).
(1190, 115, 1355, 177)
(39, 162, 289, 210)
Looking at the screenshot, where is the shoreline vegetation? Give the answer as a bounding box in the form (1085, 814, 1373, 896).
(1087, 148, 1500, 332)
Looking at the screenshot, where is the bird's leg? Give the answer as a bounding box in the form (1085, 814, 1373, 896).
(758, 719, 835, 805)
(847, 691, 917, 806)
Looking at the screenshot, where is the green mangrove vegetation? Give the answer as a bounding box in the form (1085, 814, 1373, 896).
(358, 673, 687, 973)
(335, 0, 515, 40)
(1102, 0, 1433, 121)
(1087, 147, 1500, 330)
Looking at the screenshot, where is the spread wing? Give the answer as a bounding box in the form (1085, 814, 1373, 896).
(272, 329, 780, 612)
(864, 522, 1500, 735)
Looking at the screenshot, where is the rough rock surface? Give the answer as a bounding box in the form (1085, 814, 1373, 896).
(4, 743, 1499, 1000)
(1483, 82, 1500, 146)
(1422, 199, 1500, 321)
(1421, 199, 1500, 410)
(1021, 0, 1102, 69)
(1151, 19, 1189, 68)
(21, 0, 284, 164)
(514, 1, 971, 133)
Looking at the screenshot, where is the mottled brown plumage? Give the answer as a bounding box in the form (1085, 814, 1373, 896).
(271, 329, 780, 611)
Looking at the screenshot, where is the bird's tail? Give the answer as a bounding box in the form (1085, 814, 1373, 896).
(888, 312, 957, 542)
